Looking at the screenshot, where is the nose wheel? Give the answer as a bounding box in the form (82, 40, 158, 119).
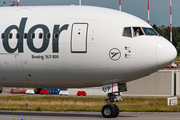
(113, 104, 120, 117)
(102, 105, 115, 118)
(101, 93, 121, 118)
(101, 104, 119, 118)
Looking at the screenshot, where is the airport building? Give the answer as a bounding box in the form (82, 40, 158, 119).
(68, 69, 180, 97)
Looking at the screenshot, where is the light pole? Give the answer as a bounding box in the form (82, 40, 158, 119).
(119, 0, 121, 11)
(17, 0, 19, 6)
(79, 0, 81, 6)
(170, 0, 172, 43)
(148, 0, 150, 24)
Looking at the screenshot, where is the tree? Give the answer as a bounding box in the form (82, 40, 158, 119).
(152, 24, 161, 34)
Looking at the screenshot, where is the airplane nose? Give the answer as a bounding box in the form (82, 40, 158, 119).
(156, 39, 177, 69)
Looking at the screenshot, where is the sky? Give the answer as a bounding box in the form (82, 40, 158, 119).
(0, 0, 180, 27)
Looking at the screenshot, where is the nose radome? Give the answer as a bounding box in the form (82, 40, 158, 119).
(156, 39, 177, 69)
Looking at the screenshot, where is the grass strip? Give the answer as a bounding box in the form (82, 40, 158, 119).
(0, 96, 180, 112)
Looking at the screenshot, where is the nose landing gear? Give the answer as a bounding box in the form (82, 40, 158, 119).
(101, 83, 127, 118)
(101, 93, 122, 118)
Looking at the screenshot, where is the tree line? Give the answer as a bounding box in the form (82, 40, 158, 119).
(152, 24, 180, 56)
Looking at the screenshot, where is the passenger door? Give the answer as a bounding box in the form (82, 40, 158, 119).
(71, 23, 88, 53)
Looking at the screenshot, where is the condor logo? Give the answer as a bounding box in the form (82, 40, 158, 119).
(3, 18, 69, 53)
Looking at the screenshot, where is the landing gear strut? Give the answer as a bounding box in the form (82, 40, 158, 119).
(101, 83, 127, 118)
(101, 93, 122, 118)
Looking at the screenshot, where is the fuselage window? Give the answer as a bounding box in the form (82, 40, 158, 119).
(142, 28, 158, 35)
(54, 33, 59, 39)
(133, 27, 144, 37)
(1, 33, 5, 39)
(123, 27, 132, 37)
(16, 33, 20, 39)
(39, 33, 43, 39)
(9, 33, 13, 39)
(24, 33, 28, 39)
(31, 33, 35, 39)
(46, 33, 51, 39)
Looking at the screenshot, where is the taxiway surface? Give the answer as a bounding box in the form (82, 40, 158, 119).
(0, 111, 180, 120)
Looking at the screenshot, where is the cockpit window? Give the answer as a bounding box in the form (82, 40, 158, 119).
(122, 27, 158, 38)
(123, 27, 132, 37)
(133, 27, 144, 37)
(142, 28, 158, 35)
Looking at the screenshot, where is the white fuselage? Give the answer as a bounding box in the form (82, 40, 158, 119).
(0, 6, 177, 88)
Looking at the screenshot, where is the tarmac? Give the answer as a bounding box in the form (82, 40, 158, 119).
(0, 91, 180, 120)
(0, 111, 180, 120)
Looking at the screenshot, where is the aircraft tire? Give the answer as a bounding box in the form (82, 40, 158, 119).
(113, 104, 119, 118)
(101, 105, 115, 118)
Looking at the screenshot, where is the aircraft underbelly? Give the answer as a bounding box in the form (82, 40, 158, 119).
(0, 53, 28, 86)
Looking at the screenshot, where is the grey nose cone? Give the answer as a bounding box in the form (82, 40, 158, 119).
(156, 39, 177, 69)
